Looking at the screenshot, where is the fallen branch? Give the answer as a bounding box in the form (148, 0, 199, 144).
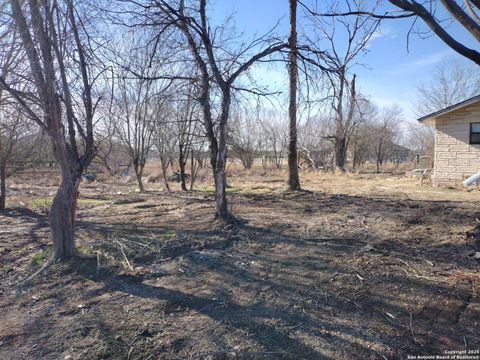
(114, 239, 134, 271)
(17, 257, 55, 287)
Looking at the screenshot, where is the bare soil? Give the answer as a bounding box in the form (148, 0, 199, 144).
(1, 172, 479, 360)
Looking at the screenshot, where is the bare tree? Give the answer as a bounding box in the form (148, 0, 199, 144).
(298, 115, 332, 169)
(350, 101, 377, 170)
(0, 0, 101, 258)
(303, 0, 480, 65)
(411, 59, 480, 158)
(388, 0, 480, 65)
(94, 115, 118, 176)
(305, 1, 378, 172)
(350, 122, 373, 170)
(406, 122, 434, 157)
(109, 34, 168, 192)
(153, 102, 176, 192)
(0, 19, 22, 211)
(288, 0, 301, 189)
(0, 107, 26, 210)
(371, 105, 403, 173)
(257, 107, 288, 170)
(416, 59, 480, 116)
(134, 0, 287, 220)
(229, 105, 261, 170)
(173, 86, 200, 191)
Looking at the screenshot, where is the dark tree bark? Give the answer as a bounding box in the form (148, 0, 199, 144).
(178, 144, 187, 191)
(329, 73, 357, 172)
(288, 0, 301, 190)
(334, 137, 348, 171)
(213, 90, 231, 219)
(0, 161, 6, 210)
(159, 155, 171, 192)
(98, 155, 115, 176)
(189, 148, 196, 190)
(49, 173, 80, 257)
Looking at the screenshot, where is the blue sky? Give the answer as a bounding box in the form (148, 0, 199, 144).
(209, 0, 478, 122)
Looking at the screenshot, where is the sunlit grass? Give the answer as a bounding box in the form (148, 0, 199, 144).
(5, 196, 107, 213)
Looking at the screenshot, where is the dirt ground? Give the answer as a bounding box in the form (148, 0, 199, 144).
(1, 170, 480, 360)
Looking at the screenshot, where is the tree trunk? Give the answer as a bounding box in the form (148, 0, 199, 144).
(376, 141, 383, 173)
(160, 156, 171, 192)
(99, 155, 115, 176)
(214, 164, 228, 219)
(190, 148, 196, 190)
(134, 165, 145, 192)
(334, 138, 347, 172)
(49, 173, 80, 258)
(287, 0, 301, 190)
(179, 145, 187, 191)
(213, 90, 230, 221)
(0, 161, 6, 211)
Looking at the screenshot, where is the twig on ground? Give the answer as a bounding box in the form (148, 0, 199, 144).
(197, 350, 300, 357)
(96, 252, 101, 276)
(371, 348, 389, 360)
(114, 239, 134, 271)
(404, 306, 416, 343)
(127, 346, 135, 360)
(118, 237, 150, 248)
(396, 258, 420, 275)
(399, 266, 438, 282)
(338, 295, 360, 307)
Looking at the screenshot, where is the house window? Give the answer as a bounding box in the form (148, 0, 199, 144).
(470, 123, 480, 144)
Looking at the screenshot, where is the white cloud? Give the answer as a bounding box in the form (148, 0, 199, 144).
(384, 49, 452, 75)
(370, 26, 391, 41)
(366, 25, 397, 48)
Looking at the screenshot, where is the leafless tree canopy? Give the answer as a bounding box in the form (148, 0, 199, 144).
(0, 0, 473, 259)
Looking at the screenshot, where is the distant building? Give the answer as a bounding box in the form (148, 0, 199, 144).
(384, 141, 411, 163)
(418, 95, 480, 187)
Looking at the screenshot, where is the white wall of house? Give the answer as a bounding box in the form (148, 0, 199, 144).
(433, 104, 480, 187)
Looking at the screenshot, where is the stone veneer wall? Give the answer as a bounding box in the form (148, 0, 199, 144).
(433, 104, 480, 187)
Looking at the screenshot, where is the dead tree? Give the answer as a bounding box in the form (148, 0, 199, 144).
(304, 1, 379, 171)
(328, 73, 358, 172)
(0, 0, 100, 258)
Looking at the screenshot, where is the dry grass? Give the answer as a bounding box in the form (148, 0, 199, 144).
(1, 167, 480, 359)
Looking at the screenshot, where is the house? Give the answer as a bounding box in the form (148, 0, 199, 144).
(383, 141, 412, 163)
(418, 95, 480, 187)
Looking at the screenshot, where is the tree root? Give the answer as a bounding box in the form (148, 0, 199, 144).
(17, 251, 102, 287)
(17, 257, 55, 288)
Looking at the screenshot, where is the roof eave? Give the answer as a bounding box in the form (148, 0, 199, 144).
(416, 95, 480, 124)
